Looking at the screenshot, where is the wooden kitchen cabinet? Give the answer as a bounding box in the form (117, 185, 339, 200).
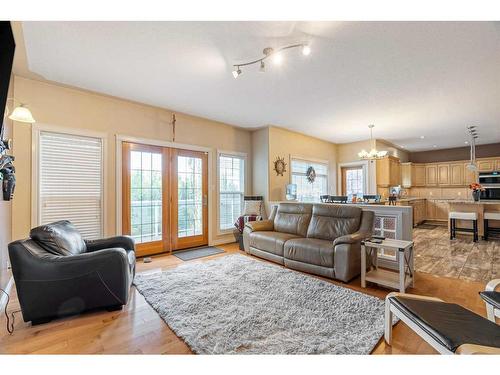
(376, 156, 401, 187)
(464, 163, 478, 185)
(401, 162, 412, 187)
(434, 201, 449, 220)
(425, 165, 438, 186)
(438, 164, 449, 185)
(425, 200, 448, 221)
(413, 164, 426, 186)
(450, 163, 464, 185)
(411, 199, 426, 226)
(496, 159, 500, 171)
(478, 159, 495, 172)
(426, 199, 436, 219)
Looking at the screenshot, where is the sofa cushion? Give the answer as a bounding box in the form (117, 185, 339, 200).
(274, 203, 312, 237)
(30, 220, 86, 256)
(249, 231, 300, 256)
(284, 238, 335, 268)
(307, 204, 362, 241)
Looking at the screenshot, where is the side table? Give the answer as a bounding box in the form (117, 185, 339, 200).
(361, 239, 415, 293)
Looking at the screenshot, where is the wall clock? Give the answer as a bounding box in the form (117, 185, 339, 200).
(273, 156, 287, 176)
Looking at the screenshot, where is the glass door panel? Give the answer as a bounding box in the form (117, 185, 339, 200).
(171, 149, 208, 250)
(122, 142, 168, 257)
(177, 155, 203, 238)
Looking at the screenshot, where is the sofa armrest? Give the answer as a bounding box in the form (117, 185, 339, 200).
(333, 231, 371, 246)
(244, 220, 274, 233)
(485, 279, 500, 292)
(85, 235, 135, 253)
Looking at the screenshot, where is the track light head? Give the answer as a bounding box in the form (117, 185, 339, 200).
(302, 44, 311, 56)
(259, 61, 265, 73)
(232, 67, 242, 79)
(272, 52, 283, 66)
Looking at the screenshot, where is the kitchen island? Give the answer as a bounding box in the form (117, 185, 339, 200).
(446, 200, 500, 237)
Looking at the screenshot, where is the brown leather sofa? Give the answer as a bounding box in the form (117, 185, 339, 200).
(243, 203, 374, 282)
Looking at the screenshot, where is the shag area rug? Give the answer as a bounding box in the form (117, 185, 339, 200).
(133, 254, 391, 354)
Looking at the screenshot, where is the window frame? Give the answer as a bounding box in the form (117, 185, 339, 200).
(31, 123, 108, 237)
(217, 150, 247, 234)
(342, 166, 364, 197)
(290, 156, 329, 203)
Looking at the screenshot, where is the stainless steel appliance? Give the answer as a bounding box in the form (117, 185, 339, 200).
(479, 172, 500, 200)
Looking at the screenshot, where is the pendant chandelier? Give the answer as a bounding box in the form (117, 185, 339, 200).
(358, 125, 388, 160)
(466, 125, 479, 171)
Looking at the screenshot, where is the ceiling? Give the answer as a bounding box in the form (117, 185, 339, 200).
(17, 21, 500, 151)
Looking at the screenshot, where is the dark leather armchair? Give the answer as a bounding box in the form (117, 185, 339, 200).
(8, 220, 136, 325)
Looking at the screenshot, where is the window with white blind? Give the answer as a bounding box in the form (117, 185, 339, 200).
(291, 159, 328, 202)
(218, 153, 245, 231)
(38, 131, 104, 239)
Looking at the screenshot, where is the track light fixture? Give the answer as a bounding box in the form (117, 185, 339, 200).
(232, 67, 242, 78)
(232, 43, 311, 78)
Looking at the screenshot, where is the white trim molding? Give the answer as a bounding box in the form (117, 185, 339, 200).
(216, 149, 248, 236)
(337, 160, 377, 196)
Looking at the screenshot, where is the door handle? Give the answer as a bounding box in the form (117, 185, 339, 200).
(203, 195, 208, 206)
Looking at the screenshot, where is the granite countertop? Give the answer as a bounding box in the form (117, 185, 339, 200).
(445, 199, 500, 205)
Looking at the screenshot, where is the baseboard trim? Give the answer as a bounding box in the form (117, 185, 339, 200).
(0, 276, 14, 313)
(210, 238, 237, 246)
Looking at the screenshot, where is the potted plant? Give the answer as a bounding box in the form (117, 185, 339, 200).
(469, 183, 485, 202)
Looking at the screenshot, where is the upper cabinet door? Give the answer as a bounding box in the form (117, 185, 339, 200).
(425, 165, 438, 186)
(437, 164, 450, 185)
(401, 163, 412, 188)
(450, 163, 464, 185)
(464, 162, 478, 185)
(478, 159, 495, 172)
(413, 164, 426, 186)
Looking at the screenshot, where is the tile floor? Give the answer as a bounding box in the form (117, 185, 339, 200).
(413, 224, 499, 283)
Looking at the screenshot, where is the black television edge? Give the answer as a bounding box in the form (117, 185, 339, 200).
(0, 21, 16, 138)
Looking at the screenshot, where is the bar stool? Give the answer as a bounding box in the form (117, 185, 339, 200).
(449, 211, 478, 242)
(483, 211, 500, 240)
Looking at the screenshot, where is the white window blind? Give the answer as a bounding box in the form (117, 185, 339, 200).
(291, 159, 328, 202)
(39, 131, 103, 239)
(219, 153, 245, 231)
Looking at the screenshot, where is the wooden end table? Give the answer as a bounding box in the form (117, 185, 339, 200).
(361, 238, 415, 293)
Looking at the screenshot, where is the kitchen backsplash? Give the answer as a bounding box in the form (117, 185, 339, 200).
(408, 187, 472, 200)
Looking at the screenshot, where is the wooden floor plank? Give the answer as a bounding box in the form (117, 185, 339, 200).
(0, 243, 488, 354)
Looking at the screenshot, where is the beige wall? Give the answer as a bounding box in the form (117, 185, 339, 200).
(267, 126, 337, 201)
(11, 76, 252, 245)
(336, 139, 373, 164)
(251, 127, 269, 214)
(376, 140, 409, 162)
(0, 75, 14, 289)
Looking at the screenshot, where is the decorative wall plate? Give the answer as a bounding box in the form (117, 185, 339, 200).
(273, 156, 287, 176)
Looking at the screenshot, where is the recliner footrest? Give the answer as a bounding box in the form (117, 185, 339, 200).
(389, 295, 500, 352)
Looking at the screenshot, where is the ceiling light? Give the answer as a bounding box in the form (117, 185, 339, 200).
(433, 145, 437, 148)
(302, 45, 311, 56)
(8, 104, 36, 123)
(465, 141, 469, 144)
(358, 125, 388, 160)
(232, 67, 241, 79)
(420, 135, 425, 139)
(272, 53, 283, 65)
(231, 43, 311, 77)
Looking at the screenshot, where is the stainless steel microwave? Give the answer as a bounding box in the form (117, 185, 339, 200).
(479, 171, 500, 200)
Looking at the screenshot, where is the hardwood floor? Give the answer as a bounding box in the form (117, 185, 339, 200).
(0, 243, 490, 354)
